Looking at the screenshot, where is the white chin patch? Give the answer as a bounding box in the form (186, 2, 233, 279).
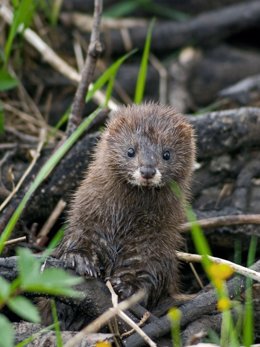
(129, 168, 162, 187)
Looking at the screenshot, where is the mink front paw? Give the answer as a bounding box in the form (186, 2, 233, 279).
(110, 277, 136, 299)
(61, 252, 100, 278)
(109, 276, 151, 307)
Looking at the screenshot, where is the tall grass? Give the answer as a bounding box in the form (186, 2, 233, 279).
(243, 236, 258, 347)
(134, 19, 155, 104)
(4, 0, 37, 64)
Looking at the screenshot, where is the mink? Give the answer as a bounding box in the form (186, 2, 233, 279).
(55, 103, 195, 308)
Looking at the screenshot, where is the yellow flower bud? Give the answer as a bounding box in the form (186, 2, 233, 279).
(168, 307, 182, 321)
(209, 263, 234, 281)
(217, 297, 231, 312)
(96, 341, 112, 347)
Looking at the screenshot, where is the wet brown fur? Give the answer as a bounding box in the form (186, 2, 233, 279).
(55, 103, 195, 308)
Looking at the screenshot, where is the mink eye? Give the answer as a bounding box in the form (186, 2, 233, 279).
(127, 148, 135, 158)
(162, 150, 170, 160)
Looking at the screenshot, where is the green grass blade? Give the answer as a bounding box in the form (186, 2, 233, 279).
(86, 49, 137, 103)
(243, 283, 253, 347)
(186, 208, 211, 263)
(247, 235, 258, 267)
(105, 75, 116, 106)
(51, 300, 63, 347)
(221, 310, 240, 347)
(0, 108, 100, 253)
(168, 308, 182, 347)
(243, 236, 258, 347)
(104, 1, 140, 18)
(0, 68, 18, 91)
(142, 1, 189, 21)
(171, 181, 211, 269)
(50, 0, 63, 26)
(5, 0, 36, 63)
(134, 18, 155, 104)
(233, 239, 242, 265)
(41, 227, 64, 259)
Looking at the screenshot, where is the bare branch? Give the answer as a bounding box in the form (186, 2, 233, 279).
(180, 214, 260, 232)
(107, 281, 156, 347)
(63, 291, 144, 347)
(66, 0, 104, 136)
(177, 251, 260, 282)
(0, 4, 118, 111)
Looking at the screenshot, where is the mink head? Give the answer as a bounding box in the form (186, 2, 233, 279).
(102, 103, 195, 189)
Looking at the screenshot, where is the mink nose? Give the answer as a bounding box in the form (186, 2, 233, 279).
(140, 166, 156, 179)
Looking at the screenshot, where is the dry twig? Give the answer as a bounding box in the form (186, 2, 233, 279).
(107, 281, 156, 347)
(36, 199, 66, 247)
(4, 236, 26, 246)
(61, 12, 147, 31)
(0, 4, 118, 111)
(180, 214, 260, 232)
(63, 291, 144, 347)
(66, 0, 103, 136)
(125, 260, 260, 347)
(0, 129, 47, 212)
(177, 251, 260, 282)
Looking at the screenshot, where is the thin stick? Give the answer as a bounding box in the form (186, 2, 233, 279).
(3, 102, 64, 139)
(0, 4, 118, 111)
(63, 291, 144, 347)
(121, 312, 150, 338)
(61, 13, 147, 31)
(4, 236, 26, 246)
(36, 199, 66, 246)
(106, 282, 156, 347)
(149, 54, 167, 104)
(189, 262, 204, 289)
(177, 251, 260, 282)
(66, 0, 103, 136)
(0, 129, 46, 212)
(180, 214, 260, 232)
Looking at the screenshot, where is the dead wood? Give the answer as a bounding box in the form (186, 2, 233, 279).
(0, 105, 109, 233)
(101, 1, 260, 55)
(183, 46, 260, 108)
(62, 0, 246, 15)
(66, 0, 103, 136)
(0, 132, 97, 234)
(0, 258, 259, 344)
(181, 214, 260, 233)
(123, 260, 260, 347)
(183, 283, 260, 345)
(14, 322, 113, 347)
(188, 107, 260, 160)
(0, 256, 65, 281)
(0, 256, 133, 332)
(182, 313, 222, 346)
(219, 74, 260, 106)
(0, 255, 114, 330)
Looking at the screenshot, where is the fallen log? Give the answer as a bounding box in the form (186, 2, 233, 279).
(102, 1, 260, 55)
(124, 260, 260, 347)
(14, 321, 113, 347)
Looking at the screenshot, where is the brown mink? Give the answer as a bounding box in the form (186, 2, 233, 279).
(55, 103, 195, 308)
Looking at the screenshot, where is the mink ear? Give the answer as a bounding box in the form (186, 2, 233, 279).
(177, 121, 194, 139)
(107, 116, 128, 137)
